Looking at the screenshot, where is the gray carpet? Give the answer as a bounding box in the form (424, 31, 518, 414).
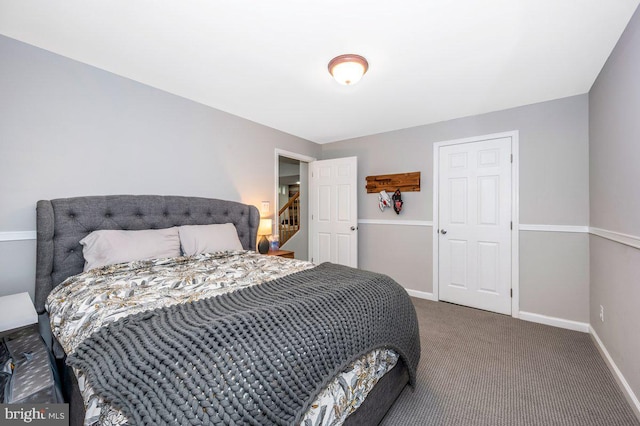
(381, 298, 639, 426)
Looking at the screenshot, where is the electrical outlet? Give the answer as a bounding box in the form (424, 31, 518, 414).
(261, 201, 270, 214)
(600, 305, 605, 322)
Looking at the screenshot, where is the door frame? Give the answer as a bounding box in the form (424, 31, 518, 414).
(274, 149, 317, 260)
(432, 131, 520, 318)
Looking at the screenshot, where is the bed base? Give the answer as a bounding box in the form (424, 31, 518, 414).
(63, 357, 408, 426)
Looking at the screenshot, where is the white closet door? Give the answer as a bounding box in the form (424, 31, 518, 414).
(438, 137, 512, 314)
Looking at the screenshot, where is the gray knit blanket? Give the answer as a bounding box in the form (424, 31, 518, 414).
(67, 263, 420, 426)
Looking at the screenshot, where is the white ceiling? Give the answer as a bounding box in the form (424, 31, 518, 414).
(1, 1, 638, 143)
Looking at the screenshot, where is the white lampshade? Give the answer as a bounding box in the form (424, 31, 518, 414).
(258, 218, 273, 236)
(328, 54, 369, 85)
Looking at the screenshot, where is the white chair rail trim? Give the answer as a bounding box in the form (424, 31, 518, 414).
(590, 227, 640, 250)
(358, 219, 433, 227)
(0, 231, 37, 242)
(519, 224, 589, 233)
(356, 220, 590, 232)
(354, 221, 640, 251)
(2, 225, 639, 250)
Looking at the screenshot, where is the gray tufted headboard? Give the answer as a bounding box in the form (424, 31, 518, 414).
(35, 195, 260, 314)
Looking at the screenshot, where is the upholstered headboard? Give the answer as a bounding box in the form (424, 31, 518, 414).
(35, 195, 260, 314)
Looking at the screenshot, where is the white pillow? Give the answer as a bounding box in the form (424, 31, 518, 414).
(178, 223, 243, 256)
(80, 228, 181, 271)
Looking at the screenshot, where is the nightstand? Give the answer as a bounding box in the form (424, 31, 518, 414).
(266, 249, 295, 259)
(0, 292, 37, 337)
(0, 292, 63, 404)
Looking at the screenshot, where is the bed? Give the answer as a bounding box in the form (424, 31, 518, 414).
(35, 195, 419, 426)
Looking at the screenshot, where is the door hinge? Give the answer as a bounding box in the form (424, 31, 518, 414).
(510, 154, 513, 163)
(510, 289, 513, 298)
(510, 221, 512, 230)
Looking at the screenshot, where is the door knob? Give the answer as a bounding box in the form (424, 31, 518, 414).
(440, 229, 447, 235)
(350, 226, 357, 231)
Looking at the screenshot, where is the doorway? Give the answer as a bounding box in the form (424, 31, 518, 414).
(274, 149, 315, 261)
(433, 132, 519, 316)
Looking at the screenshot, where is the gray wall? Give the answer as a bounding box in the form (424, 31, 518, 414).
(0, 35, 321, 299)
(3, 14, 638, 414)
(589, 4, 640, 409)
(322, 94, 590, 322)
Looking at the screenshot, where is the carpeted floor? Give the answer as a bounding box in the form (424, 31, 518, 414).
(381, 298, 639, 426)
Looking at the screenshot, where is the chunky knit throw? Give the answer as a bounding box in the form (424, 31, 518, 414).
(67, 263, 420, 426)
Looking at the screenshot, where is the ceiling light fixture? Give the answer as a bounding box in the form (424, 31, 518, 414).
(328, 54, 369, 86)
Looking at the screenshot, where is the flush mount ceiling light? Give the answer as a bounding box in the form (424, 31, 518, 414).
(328, 54, 369, 85)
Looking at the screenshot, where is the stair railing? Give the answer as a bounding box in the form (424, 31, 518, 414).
(278, 192, 300, 246)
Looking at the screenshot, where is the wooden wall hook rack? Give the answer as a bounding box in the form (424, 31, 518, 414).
(365, 172, 420, 193)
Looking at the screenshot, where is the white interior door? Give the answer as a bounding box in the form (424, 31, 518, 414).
(309, 157, 358, 267)
(438, 137, 512, 314)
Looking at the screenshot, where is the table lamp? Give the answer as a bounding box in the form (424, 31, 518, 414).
(257, 218, 272, 254)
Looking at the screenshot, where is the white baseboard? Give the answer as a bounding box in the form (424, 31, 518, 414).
(405, 289, 436, 301)
(590, 326, 640, 420)
(518, 311, 590, 333)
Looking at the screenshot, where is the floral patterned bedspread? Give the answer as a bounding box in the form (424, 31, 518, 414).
(47, 250, 398, 426)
